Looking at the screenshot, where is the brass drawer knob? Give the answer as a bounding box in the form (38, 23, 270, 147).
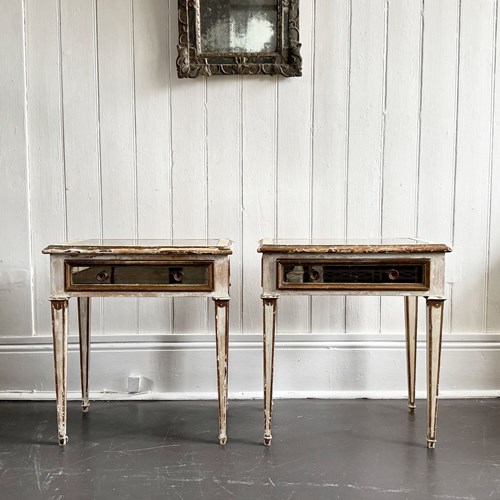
(308, 269, 320, 281)
(172, 271, 184, 282)
(96, 271, 109, 282)
(387, 269, 400, 281)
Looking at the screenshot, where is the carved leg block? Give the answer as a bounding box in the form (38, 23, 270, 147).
(214, 298, 229, 445)
(426, 297, 445, 449)
(51, 298, 69, 446)
(404, 296, 418, 413)
(78, 297, 91, 413)
(263, 297, 277, 446)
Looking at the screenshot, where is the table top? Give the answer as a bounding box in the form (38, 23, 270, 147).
(43, 239, 233, 255)
(258, 238, 452, 254)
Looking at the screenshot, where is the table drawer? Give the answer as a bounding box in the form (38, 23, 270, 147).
(65, 260, 214, 292)
(277, 259, 430, 291)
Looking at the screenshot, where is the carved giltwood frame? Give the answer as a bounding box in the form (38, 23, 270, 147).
(177, 0, 302, 78)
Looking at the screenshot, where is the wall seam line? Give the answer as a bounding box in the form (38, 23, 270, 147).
(485, 0, 499, 332)
(274, 76, 279, 241)
(415, 0, 425, 239)
(21, 0, 36, 337)
(378, 0, 390, 335)
(239, 75, 244, 334)
(204, 76, 209, 332)
(130, 0, 140, 334)
(94, 0, 105, 334)
(344, 0, 353, 334)
(167, 0, 175, 334)
(449, 0, 463, 333)
(57, 0, 68, 243)
(309, 0, 317, 335)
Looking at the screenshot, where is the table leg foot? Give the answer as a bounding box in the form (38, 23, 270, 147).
(78, 298, 91, 416)
(408, 403, 416, 414)
(426, 297, 445, 451)
(405, 296, 418, 414)
(214, 298, 229, 446)
(51, 298, 69, 448)
(263, 297, 277, 449)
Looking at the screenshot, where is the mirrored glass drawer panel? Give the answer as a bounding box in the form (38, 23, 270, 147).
(277, 260, 430, 291)
(65, 261, 214, 292)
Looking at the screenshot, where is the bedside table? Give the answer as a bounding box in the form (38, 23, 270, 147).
(258, 238, 451, 449)
(43, 239, 232, 446)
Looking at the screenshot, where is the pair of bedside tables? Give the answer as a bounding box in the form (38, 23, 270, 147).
(43, 238, 451, 449)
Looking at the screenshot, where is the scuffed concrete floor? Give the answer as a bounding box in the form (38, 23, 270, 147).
(0, 400, 499, 499)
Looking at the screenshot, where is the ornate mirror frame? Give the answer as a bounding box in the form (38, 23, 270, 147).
(176, 0, 302, 78)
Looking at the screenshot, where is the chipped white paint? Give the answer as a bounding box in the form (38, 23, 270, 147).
(263, 298, 277, 445)
(214, 298, 229, 444)
(77, 297, 90, 412)
(45, 241, 231, 444)
(50, 298, 68, 445)
(1, 0, 500, 396)
(426, 298, 445, 448)
(404, 296, 418, 412)
(260, 240, 448, 447)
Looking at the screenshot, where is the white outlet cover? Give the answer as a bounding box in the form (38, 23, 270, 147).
(127, 375, 141, 393)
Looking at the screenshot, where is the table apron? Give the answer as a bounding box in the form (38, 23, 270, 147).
(50, 254, 231, 299)
(261, 252, 446, 297)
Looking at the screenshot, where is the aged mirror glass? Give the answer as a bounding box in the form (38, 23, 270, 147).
(177, 0, 301, 78)
(200, 0, 278, 53)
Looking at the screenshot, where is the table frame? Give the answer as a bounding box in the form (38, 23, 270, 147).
(259, 243, 451, 449)
(43, 243, 231, 446)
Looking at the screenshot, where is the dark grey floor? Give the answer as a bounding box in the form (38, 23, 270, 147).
(0, 400, 499, 499)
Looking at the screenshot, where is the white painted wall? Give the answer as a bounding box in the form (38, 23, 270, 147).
(1, 0, 500, 398)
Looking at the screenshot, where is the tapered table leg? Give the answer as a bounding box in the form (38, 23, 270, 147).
(78, 297, 91, 413)
(214, 298, 229, 445)
(51, 298, 69, 446)
(263, 297, 277, 446)
(404, 296, 418, 413)
(426, 297, 445, 449)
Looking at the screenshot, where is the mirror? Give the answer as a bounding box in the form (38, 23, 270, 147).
(177, 0, 301, 78)
(200, 0, 278, 53)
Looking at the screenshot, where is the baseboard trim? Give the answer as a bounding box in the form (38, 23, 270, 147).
(2, 332, 500, 346)
(1, 390, 500, 401)
(1, 336, 500, 398)
(2, 338, 500, 352)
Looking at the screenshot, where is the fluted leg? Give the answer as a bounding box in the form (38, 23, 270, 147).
(51, 298, 69, 446)
(214, 298, 229, 445)
(404, 296, 418, 413)
(78, 297, 91, 413)
(263, 297, 277, 446)
(426, 297, 445, 449)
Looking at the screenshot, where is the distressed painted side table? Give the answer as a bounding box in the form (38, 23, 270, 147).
(42, 239, 232, 446)
(258, 238, 452, 449)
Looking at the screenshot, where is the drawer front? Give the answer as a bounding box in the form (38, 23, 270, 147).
(277, 259, 430, 291)
(65, 260, 214, 292)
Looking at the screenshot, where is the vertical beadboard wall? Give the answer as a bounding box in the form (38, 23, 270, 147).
(1, 0, 500, 397)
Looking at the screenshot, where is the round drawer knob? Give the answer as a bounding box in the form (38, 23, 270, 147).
(172, 271, 184, 282)
(96, 271, 109, 282)
(309, 269, 320, 281)
(388, 269, 400, 281)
